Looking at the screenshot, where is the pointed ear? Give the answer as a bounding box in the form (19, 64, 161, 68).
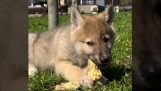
(97, 6, 114, 25)
(71, 6, 84, 29)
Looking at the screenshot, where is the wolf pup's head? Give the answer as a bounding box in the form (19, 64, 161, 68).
(70, 7, 115, 67)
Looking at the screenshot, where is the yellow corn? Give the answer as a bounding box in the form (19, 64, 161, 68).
(54, 59, 102, 90)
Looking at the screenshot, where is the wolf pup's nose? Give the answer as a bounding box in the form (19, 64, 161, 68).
(100, 55, 109, 64)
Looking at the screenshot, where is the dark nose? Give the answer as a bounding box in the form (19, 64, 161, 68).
(100, 55, 110, 64)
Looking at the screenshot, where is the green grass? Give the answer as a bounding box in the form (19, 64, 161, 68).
(28, 11, 132, 91)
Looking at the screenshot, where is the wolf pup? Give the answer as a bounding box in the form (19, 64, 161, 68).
(29, 6, 115, 88)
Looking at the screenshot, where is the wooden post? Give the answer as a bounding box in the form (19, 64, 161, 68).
(72, 0, 77, 7)
(48, 0, 59, 31)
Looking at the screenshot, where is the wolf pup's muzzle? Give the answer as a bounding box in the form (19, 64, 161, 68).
(90, 53, 111, 68)
(99, 54, 111, 67)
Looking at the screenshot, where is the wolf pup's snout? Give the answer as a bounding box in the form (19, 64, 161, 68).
(100, 55, 109, 62)
(100, 53, 111, 64)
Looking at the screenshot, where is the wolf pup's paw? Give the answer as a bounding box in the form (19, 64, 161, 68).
(80, 75, 93, 88)
(28, 67, 38, 76)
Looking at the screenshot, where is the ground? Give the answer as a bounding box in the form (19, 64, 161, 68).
(28, 11, 132, 91)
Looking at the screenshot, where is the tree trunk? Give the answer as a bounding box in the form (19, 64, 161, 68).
(72, 0, 77, 7)
(48, 0, 59, 31)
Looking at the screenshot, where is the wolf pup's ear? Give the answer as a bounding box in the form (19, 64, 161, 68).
(71, 6, 84, 29)
(97, 6, 114, 25)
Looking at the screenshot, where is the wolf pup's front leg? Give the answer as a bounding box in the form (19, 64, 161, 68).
(28, 63, 38, 76)
(55, 60, 93, 88)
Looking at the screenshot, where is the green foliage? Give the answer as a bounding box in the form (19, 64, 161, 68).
(105, 0, 132, 6)
(29, 17, 48, 32)
(28, 11, 132, 91)
(29, 15, 70, 32)
(119, 0, 132, 6)
(28, 71, 67, 91)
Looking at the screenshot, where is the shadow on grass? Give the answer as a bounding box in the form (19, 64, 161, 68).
(100, 64, 131, 82)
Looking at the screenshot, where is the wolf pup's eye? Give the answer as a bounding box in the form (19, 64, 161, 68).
(103, 35, 110, 43)
(86, 41, 94, 46)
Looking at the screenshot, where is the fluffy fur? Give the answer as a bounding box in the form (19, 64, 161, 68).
(28, 7, 115, 88)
